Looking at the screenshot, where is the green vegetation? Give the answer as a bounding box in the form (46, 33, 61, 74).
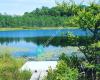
(0, 0, 86, 28)
(44, 0, 100, 80)
(44, 60, 79, 80)
(0, 53, 32, 80)
(0, 27, 78, 31)
(0, 0, 100, 80)
(0, 11, 67, 28)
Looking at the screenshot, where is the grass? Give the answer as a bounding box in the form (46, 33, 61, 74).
(0, 26, 79, 31)
(0, 53, 32, 80)
(0, 46, 30, 54)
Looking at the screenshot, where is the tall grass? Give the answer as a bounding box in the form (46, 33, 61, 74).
(0, 53, 32, 80)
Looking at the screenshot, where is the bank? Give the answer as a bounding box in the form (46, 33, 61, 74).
(0, 27, 79, 31)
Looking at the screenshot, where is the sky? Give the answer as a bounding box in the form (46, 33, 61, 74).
(0, 0, 97, 15)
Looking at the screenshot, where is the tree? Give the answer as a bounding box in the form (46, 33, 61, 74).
(75, 2, 100, 80)
(77, 2, 100, 63)
(61, 1, 100, 79)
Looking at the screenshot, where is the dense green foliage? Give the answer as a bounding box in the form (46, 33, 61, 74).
(76, 2, 100, 80)
(67, 1, 100, 80)
(44, 60, 79, 80)
(0, 1, 99, 28)
(0, 14, 67, 27)
(0, 53, 32, 80)
(0, 1, 85, 28)
(44, 1, 100, 80)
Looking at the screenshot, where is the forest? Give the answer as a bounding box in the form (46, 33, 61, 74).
(0, 2, 86, 28)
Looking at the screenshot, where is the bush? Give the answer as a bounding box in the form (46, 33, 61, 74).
(44, 60, 79, 80)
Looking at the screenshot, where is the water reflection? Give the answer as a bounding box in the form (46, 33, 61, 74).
(0, 37, 84, 60)
(0, 37, 68, 46)
(0, 29, 89, 60)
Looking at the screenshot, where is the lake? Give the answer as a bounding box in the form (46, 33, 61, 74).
(0, 29, 89, 60)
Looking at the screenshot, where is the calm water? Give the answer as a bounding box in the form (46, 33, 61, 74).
(0, 29, 89, 60)
(0, 29, 91, 37)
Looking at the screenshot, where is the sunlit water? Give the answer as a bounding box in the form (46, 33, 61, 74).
(0, 29, 90, 60)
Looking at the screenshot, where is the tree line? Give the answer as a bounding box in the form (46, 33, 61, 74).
(0, 2, 86, 28)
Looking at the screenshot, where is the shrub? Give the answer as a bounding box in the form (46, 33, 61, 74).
(44, 60, 79, 80)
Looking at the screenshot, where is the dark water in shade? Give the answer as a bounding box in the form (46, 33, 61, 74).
(0, 29, 91, 60)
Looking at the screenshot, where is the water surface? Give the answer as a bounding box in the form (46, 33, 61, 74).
(0, 29, 88, 60)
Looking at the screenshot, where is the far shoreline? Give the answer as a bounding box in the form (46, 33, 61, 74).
(0, 27, 79, 31)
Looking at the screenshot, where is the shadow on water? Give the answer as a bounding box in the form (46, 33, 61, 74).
(0, 36, 94, 47)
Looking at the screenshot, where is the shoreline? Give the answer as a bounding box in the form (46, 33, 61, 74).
(0, 27, 79, 31)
